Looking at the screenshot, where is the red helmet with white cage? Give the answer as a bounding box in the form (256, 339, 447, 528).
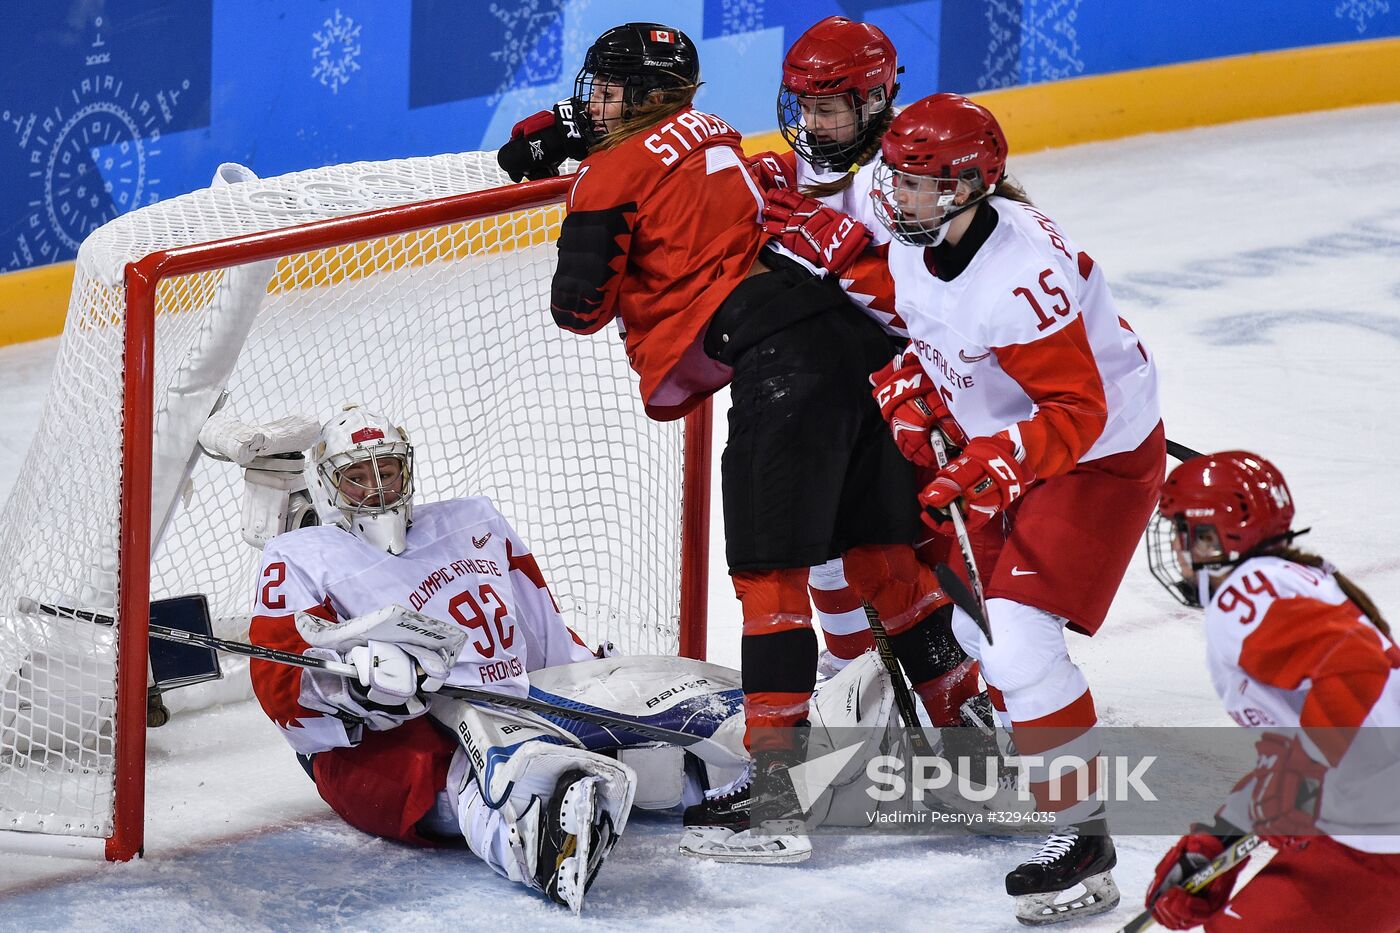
(777, 16, 900, 172)
(871, 93, 1008, 246)
(1147, 451, 1296, 606)
(312, 404, 415, 555)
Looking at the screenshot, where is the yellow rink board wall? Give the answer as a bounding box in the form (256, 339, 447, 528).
(3, 36, 1400, 351)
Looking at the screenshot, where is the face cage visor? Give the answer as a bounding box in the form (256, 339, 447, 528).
(1146, 514, 1230, 608)
(319, 443, 414, 518)
(572, 67, 690, 148)
(871, 162, 988, 247)
(777, 86, 886, 172)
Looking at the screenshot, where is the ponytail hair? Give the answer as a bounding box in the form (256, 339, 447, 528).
(1277, 547, 1392, 639)
(595, 85, 699, 151)
(799, 106, 896, 200)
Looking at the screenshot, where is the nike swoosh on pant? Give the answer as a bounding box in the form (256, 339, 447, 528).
(1009, 567, 1037, 576)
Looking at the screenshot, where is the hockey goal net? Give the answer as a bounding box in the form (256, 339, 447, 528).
(0, 152, 710, 859)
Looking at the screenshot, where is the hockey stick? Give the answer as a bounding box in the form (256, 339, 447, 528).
(861, 602, 937, 757)
(928, 430, 994, 645)
(17, 598, 747, 767)
(1115, 833, 1262, 933)
(1166, 439, 1202, 462)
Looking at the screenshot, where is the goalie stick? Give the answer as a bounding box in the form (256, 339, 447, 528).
(17, 597, 747, 768)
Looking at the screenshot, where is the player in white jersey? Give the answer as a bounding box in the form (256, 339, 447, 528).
(1143, 451, 1400, 931)
(247, 405, 635, 912)
(751, 20, 1003, 762)
(843, 93, 1164, 925)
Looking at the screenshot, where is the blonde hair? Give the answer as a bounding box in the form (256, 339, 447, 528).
(993, 173, 1033, 206)
(594, 84, 699, 151)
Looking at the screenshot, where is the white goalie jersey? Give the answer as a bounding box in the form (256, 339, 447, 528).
(249, 496, 596, 755)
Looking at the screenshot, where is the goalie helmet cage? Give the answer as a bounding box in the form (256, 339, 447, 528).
(0, 154, 711, 861)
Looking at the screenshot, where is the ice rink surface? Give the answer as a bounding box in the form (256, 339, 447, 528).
(1, 103, 1398, 931)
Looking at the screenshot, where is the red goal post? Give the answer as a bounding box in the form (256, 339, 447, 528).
(0, 159, 710, 861)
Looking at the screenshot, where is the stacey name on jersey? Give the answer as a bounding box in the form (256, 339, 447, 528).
(253, 495, 593, 730)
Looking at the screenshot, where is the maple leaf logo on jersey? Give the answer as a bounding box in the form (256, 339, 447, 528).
(473, 533, 492, 549)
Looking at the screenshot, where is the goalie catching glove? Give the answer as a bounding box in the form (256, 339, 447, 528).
(297, 604, 466, 730)
(496, 100, 591, 183)
(919, 435, 1036, 531)
(761, 188, 870, 276)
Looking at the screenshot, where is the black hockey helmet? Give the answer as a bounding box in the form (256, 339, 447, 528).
(572, 23, 700, 146)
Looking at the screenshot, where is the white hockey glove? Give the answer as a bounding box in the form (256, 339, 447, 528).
(298, 605, 466, 731)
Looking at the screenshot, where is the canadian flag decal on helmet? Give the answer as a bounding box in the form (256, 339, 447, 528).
(650, 29, 675, 43)
(350, 427, 385, 444)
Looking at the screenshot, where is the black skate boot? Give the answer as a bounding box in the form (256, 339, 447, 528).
(1005, 818, 1121, 926)
(678, 742, 811, 863)
(531, 769, 616, 914)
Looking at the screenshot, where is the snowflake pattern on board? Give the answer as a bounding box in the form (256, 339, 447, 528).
(486, 0, 574, 106)
(718, 0, 766, 54)
(311, 9, 363, 94)
(979, 0, 1085, 90)
(1335, 0, 1391, 33)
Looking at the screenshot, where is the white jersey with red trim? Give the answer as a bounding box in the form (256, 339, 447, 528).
(796, 157, 889, 246)
(889, 197, 1160, 477)
(1205, 555, 1400, 852)
(796, 155, 908, 338)
(249, 497, 594, 756)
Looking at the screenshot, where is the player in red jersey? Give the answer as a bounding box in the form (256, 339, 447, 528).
(1141, 451, 1400, 932)
(497, 23, 978, 861)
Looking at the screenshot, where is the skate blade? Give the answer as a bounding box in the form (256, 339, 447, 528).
(678, 822, 812, 864)
(555, 778, 600, 914)
(1013, 870, 1120, 926)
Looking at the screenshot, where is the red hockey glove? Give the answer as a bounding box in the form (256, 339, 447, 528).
(869, 351, 944, 468)
(747, 151, 793, 192)
(762, 188, 871, 276)
(1146, 833, 1243, 930)
(919, 436, 1035, 531)
(1247, 732, 1325, 836)
(496, 100, 589, 183)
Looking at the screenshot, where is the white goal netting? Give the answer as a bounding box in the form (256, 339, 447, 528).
(0, 152, 699, 846)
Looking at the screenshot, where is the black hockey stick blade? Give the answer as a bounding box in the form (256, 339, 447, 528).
(1166, 438, 1202, 462)
(934, 563, 993, 645)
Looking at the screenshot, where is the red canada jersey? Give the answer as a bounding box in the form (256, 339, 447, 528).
(551, 107, 768, 421)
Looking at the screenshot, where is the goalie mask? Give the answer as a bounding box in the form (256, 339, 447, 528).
(1147, 450, 1296, 607)
(313, 405, 415, 555)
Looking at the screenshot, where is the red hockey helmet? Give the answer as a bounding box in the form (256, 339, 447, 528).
(871, 94, 1009, 245)
(1147, 451, 1297, 605)
(777, 16, 900, 171)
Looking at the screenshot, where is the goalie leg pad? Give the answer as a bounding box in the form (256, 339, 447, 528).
(437, 697, 636, 911)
